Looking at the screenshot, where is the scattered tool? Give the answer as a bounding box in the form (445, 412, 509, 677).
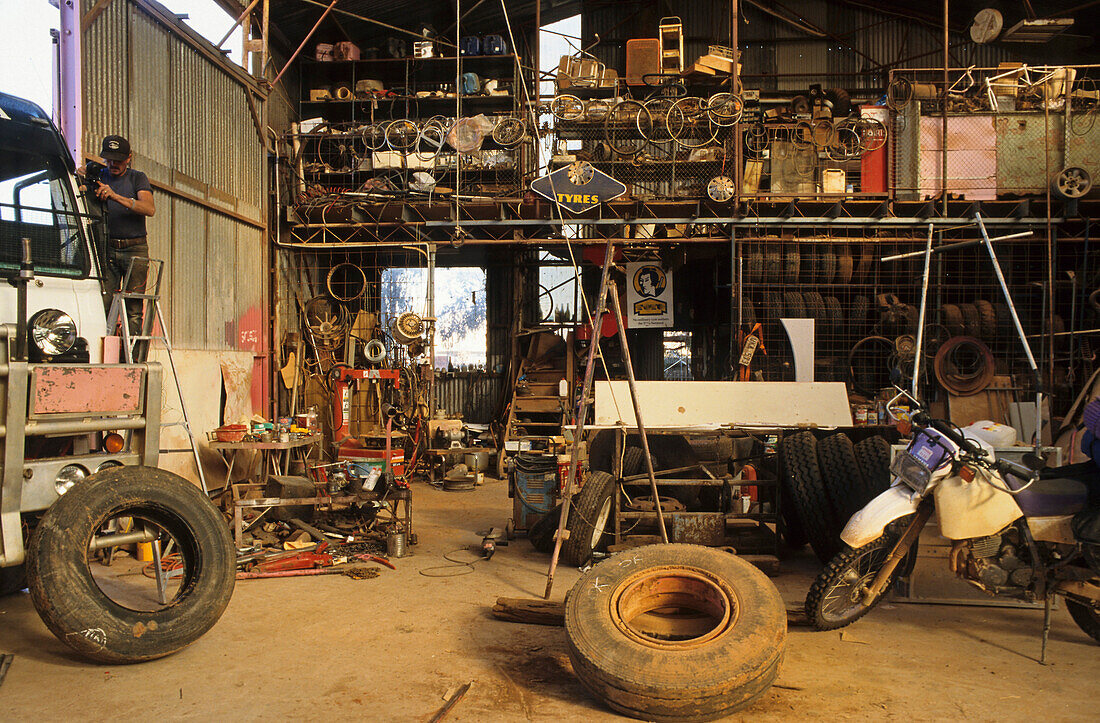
(252, 542, 332, 573)
(481, 527, 507, 560)
(237, 564, 376, 580)
(429, 681, 473, 723)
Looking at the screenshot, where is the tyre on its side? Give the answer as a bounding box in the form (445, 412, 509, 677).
(565, 544, 786, 722)
(27, 466, 236, 664)
(805, 535, 900, 630)
(780, 431, 840, 562)
(562, 471, 616, 566)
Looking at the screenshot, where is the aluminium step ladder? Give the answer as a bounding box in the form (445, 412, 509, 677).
(106, 257, 208, 494)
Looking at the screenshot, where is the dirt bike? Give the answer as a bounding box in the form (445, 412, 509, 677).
(805, 390, 1100, 657)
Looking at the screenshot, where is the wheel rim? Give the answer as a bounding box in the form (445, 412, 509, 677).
(590, 496, 612, 549)
(818, 545, 890, 624)
(86, 505, 201, 613)
(610, 566, 737, 649)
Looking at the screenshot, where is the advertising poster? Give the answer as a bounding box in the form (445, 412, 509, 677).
(625, 262, 673, 328)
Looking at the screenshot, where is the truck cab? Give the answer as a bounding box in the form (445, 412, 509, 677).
(0, 92, 234, 664)
(0, 92, 106, 363)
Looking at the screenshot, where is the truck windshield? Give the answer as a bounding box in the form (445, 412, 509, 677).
(0, 151, 87, 278)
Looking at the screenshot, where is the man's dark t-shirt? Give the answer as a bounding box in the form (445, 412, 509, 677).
(99, 168, 152, 239)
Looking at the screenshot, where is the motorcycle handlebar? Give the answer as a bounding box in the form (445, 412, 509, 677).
(912, 412, 1039, 484)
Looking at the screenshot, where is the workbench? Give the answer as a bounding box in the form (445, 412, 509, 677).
(209, 433, 322, 491)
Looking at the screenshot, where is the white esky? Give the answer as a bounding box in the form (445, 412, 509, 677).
(0, 0, 240, 115)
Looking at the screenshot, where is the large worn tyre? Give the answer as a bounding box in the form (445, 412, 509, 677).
(780, 431, 840, 562)
(805, 536, 899, 630)
(621, 446, 645, 477)
(563, 471, 616, 567)
(854, 435, 893, 503)
(528, 503, 561, 554)
(565, 544, 786, 721)
(27, 466, 235, 664)
(817, 433, 866, 524)
(1066, 599, 1100, 644)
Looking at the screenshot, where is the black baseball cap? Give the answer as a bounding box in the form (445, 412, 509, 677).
(100, 135, 131, 161)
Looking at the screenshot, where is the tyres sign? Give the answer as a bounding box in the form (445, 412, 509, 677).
(625, 262, 673, 328)
(530, 161, 626, 213)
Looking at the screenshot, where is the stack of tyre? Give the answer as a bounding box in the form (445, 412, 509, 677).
(779, 431, 892, 562)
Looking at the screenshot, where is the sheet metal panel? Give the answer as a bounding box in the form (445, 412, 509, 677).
(996, 113, 1065, 196)
(594, 381, 853, 428)
(206, 213, 237, 350)
(170, 198, 208, 347)
(81, 0, 129, 152)
(918, 115, 996, 200)
(434, 372, 503, 424)
(128, 9, 172, 178)
(236, 225, 267, 354)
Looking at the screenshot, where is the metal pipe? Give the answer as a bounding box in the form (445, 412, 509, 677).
(24, 417, 146, 437)
(942, 0, 949, 217)
(271, 0, 339, 89)
(975, 212, 1043, 445)
(89, 526, 159, 551)
(912, 224, 934, 398)
(879, 231, 1034, 261)
(216, 0, 262, 49)
(608, 281, 669, 545)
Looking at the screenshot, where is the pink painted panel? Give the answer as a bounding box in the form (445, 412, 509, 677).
(918, 115, 997, 200)
(32, 366, 144, 415)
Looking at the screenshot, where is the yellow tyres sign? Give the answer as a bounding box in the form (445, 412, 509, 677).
(530, 162, 627, 213)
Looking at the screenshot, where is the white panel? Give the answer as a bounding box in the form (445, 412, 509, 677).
(593, 381, 853, 429)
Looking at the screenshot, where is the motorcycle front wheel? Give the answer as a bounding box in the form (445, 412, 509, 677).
(805, 535, 901, 630)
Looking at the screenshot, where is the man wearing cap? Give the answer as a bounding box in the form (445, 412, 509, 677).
(94, 135, 155, 339)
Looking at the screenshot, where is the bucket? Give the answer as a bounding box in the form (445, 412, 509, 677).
(386, 531, 407, 558)
(464, 450, 489, 472)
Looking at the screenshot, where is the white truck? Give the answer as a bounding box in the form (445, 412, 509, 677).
(0, 91, 233, 663)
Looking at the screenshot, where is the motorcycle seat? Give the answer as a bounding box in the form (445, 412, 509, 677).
(1007, 461, 1098, 517)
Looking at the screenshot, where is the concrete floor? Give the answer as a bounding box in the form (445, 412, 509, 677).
(1, 476, 1098, 721)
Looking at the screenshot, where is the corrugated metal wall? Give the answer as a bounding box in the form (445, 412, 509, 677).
(434, 371, 504, 424)
(80, 0, 267, 353)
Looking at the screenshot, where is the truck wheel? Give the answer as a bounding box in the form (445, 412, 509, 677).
(26, 466, 235, 664)
(621, 446, 645, 476)
(565, 544, 786, 721)
(563, 471, 615, 566)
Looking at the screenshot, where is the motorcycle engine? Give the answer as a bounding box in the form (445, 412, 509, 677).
(952, 530, 1033, 594)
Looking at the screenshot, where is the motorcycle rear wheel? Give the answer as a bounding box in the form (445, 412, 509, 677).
(1066, 599, 1100, 644)
(805, 536, 899, 630)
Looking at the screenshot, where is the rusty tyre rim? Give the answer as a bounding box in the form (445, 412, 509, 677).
(609, 565, 737, 649)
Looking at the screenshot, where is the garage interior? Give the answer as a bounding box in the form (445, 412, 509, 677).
(3, 0, 1100, 718)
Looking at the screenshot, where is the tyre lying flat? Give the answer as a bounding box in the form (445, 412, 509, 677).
(565, 544, 786, 721)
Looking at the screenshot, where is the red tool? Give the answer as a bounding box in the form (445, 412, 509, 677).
(252, 543, 332, 573)
(353, 553, 396, 570)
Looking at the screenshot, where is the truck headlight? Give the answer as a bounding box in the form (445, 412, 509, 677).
(55, 464, 88, 495)
(30, 309, 77, 356)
